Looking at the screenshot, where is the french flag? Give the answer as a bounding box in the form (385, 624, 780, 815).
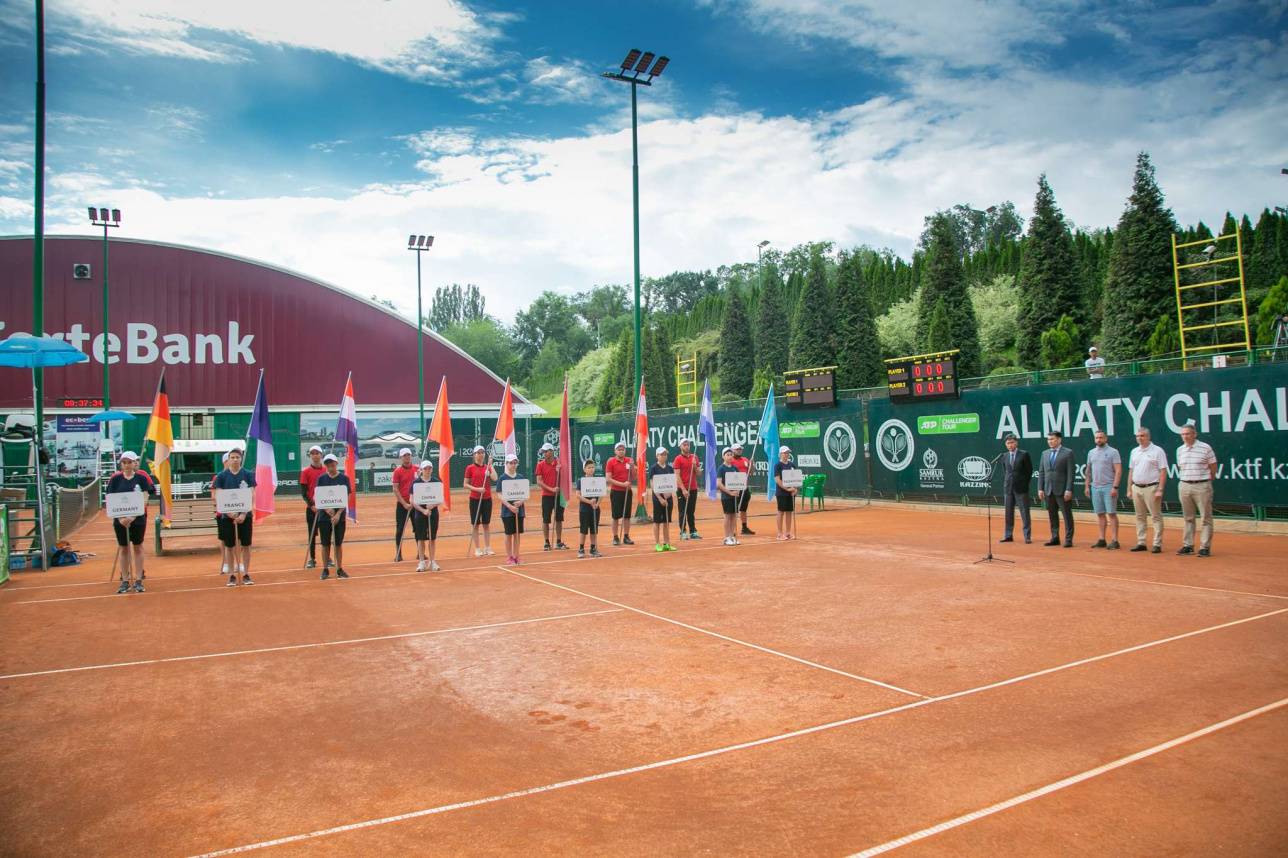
(335, 373, 359, 521)
(247, 372, 277, 521)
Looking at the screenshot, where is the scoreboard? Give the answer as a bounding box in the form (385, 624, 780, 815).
(885, 351, 959, 402)
(784, 366, 837, 408)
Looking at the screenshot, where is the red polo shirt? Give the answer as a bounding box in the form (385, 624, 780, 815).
(391, 463, 417, 501)
(464, 462, 493, 498)
(673, 452, 698, 490)
(299, 463, 325, 503)
(535, 458, 560, 496)
(732, 455, 749, 474)
(604, 456, 631, 492)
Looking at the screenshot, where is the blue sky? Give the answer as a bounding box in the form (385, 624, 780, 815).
(1, 0, 1285, 321)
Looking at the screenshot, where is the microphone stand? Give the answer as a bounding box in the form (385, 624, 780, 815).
(974, 451, 1013, 565)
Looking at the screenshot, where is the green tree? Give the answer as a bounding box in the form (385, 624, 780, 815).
(1101, 153, 1180, 360)
(969, 274, 1020, 356)
(1016, 175, 1080, 367)
(651, 323, 678, 408)
(749, 367, 775, 399)
(1247, 209, 1282, 306)
(924, 298, 954, 352)
(595, 329, 633, 415)
(573, 285, 630, 346)
(753, 261, 790, 378)
(833, 251, 885, 388)
(916, 214, 981, 375)
(426, 284, 486, 330)
(1255, 276, 1288, 345)
(876, 293, 919, 357)
(1038, 314, 1083, 369)
(512, 292, 593, 375)
(1145, 314, 1180, 357)
(567, 347, 613, 412)
(439, 318, 518, 380)
(789, 249, 836, 369)
(719, 289, 755, 398)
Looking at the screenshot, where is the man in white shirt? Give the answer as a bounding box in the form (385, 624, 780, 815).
(1084, 346, 1106, 379)
(1175, 424, 1217, 557)
(1127, 427, 1168, 553)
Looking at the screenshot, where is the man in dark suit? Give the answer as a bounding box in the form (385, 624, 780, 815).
(999, 434, 1032, 543)
(1037, 430, 1076, 546)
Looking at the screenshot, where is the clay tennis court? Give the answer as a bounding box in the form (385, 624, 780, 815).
(1, 498, 1285, 856)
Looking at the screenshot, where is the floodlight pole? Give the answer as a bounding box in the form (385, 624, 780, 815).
(89, 208, 121, 411)
(631, 80, 642, 395)
(407, 235, 434, 456)
(33, 0, 46, 444)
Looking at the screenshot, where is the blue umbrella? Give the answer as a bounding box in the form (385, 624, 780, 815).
(87, 410, 136, 423)
(0, 334, 90, 570)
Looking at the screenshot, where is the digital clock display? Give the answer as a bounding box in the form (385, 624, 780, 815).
(59, 397, 105, 408)
(886, 356, 959, 402)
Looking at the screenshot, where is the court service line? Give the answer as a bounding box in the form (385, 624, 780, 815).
(186, 604, 1288, 858)
(0, 608, 621, 680)
(497, 565, 930, 699)
(848, 696, 1288, 857)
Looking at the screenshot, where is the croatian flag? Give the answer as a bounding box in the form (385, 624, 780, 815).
(633, 380, 649, 498)
(247, 372, 277, 522)
(758, 384, 780, 500)
(335, 373, 359, 521)
(699, 379, 718, 500)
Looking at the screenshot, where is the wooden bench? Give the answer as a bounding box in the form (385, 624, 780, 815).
(155, 497, 218, 555)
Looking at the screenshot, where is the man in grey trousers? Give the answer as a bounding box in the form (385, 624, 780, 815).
(999, 434, 1033, 544)
(1037, 430, 1076, 547)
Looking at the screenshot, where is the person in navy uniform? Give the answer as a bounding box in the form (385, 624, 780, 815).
(410, 459, 442, 572)
(772, 445, 799, 540)
(648, 446, 677, 552)
(106, 450, 157, 593)
(496, 453, 527, 565)
(316, 453, 352, 579)
(716, 448, 742, 546)
(212, 447, 257, 586)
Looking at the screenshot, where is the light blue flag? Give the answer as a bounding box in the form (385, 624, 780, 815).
(699, 380, 718, 499)
(757, 385, 779, 500)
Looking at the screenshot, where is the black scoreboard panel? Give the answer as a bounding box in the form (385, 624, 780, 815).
(886, 356, 959, 402)
(784, 367, 836, 407)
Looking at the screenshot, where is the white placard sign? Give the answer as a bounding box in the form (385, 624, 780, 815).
(314, 484, 349, 510)
(651, 473, 677, 495)
(413, 482, 444, 506)
(579, 476, 607, 498)
(501, 478, 530, 503)
(215, 487, 254, 514)
(780, 468, 805, 489)
(105, 491, 146, 519)
(723, 472, 748, 492)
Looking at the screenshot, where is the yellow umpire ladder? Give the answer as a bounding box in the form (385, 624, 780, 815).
(1171, 229, 1251, 368)
(675, 352, 698, 408)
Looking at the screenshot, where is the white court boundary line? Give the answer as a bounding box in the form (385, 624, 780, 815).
(848, 696, 1288, 856)
(0, 608, 621, 680)
(498, 565, 929, 699)
(187, 605, 1288, 857)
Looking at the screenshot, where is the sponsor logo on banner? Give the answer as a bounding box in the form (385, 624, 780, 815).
(543, 427, 560, 448)
(917, 413, 981, 435)
(797, 454, 821, 467)
(957, 456, 993, 488)
(874, 419, 914, 472)
(593, 432, 616, 445)
(579, 435, 594, 463)
(919, 448, 945, 488)
(823, 421, 858, 469)
(781, 421, 821, 439)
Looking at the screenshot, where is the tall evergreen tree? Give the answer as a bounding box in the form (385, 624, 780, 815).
(718, 289, 755, 398)
(1247, 209, 1281, 305)
(924, 298, 954, 353)
(753, 261, 790, 378)
(833, 252, 885, 388)
(1100, 152, 1180, 360)
(595, 328, 633, 415)
(641, 326, 675, 409)
(916, 214, 982, 375)
(651, 323, 678, 407)
(1015, 175, 1080, 368)
(789, 250, 837, 369)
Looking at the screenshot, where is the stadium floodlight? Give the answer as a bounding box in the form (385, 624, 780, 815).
(634, 52, 655, 74)
(648, 56, 669, 78)
(406, 233, 435, 456)
(758, 239, 770, 249)
(87, 206, 97, 220)
(86, 204, 122, 411)
(757, 240, 771, 292)
(111, 208, 120, 223)
(620, 49, 641, 70)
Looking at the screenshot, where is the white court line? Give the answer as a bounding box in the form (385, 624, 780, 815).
(186, 604, 1288, 857)
(848, 696, 1288, 857)
(498, 564, 929, 699)
(0, 608, 621, 680)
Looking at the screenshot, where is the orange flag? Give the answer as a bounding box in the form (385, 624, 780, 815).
(634, 380, 648, 497)
(495, 379, 516, 458)
(428, 377, 454, 512)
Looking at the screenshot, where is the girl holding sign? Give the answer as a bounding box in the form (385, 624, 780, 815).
(106, 451, 156, 593)
(410, 460, 442, 572)
(464, 445, 497, 557)
(648, 446, 677, 552)
(496, 453, 527, 565)
(315, 454, 351, 579)
(773, 445, 800, 540)
(716, 448, 742, 546)
(575, 458, 604, 558)
(213, 447, 256, 586)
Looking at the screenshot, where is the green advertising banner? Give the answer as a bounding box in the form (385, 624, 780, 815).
(0, 505, 8, 585)
(572, 400, 869, 497)
(867, 362, 1288, 507)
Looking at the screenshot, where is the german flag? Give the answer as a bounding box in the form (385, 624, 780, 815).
(144, 371, 174, 524)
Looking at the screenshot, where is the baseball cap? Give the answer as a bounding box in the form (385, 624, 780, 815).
(398, 447, 412, 457)
(614, 441, 626, 450)
(655, 446, 667, 454)
(323, 453, 339, 463)
(539, 442, 554, 452)
(732, 442, 744, 451)
(505, 453, 519, 463)
(679, 436, 692, 444)
(419, 459, 433, 469)
(1088, 346, 1099, 353)
(779, 445, 792, 454)
(307, 445, 323, 454)
(721, 447, 732, 456)
(119, 450, 139, 462)
(472, 445, 487, 454)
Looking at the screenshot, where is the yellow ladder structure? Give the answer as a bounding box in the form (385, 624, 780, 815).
(675, 352, 698, 408)
(1171, 229, 1251, 366)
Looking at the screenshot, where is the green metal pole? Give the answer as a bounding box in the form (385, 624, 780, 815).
(631, 80, 642, 395)
(416, 250, 425, 457)
(33, 0, 46, 436)
(102, 221, 110, 410)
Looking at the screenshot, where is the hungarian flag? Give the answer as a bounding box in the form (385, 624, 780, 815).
(428, 377, 453, 512)
(634, 380, 649, 498)
(557, 375, 573, 507)
(495, 379, 516, 459)
(246, 372, 277, 521)
(335, 373, 359, 521)
(143, 370, 174, 525)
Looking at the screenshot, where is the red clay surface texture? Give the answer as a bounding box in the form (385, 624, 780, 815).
(1, 498, 1284, 857)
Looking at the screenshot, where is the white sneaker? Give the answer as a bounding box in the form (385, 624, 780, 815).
(415, 560, 425, 572)
(484, 548, 496, 556)
(734, 538, 742, 545)
(475, 549, 484, 557)
(430, 561, 441, 572)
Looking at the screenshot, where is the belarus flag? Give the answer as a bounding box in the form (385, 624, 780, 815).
(335, 373, 359, 521)
(495, 379, 517, 459)
(247, 372, 277, 521)
(634, 380, 649, 498)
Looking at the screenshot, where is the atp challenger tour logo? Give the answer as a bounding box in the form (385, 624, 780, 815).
(823, 420, 858, 470)
(873, 419, 913, 472)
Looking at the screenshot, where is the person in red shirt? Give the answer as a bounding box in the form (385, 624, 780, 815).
(535, 442, 568, 551)
(463, 445, 497, 556)
(604, 440, 635, 546)
(673, 437, 702, 541)
(391, 447, 417, 562)
(731, 442, 755, 535)
(299, 445, 327, 569)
